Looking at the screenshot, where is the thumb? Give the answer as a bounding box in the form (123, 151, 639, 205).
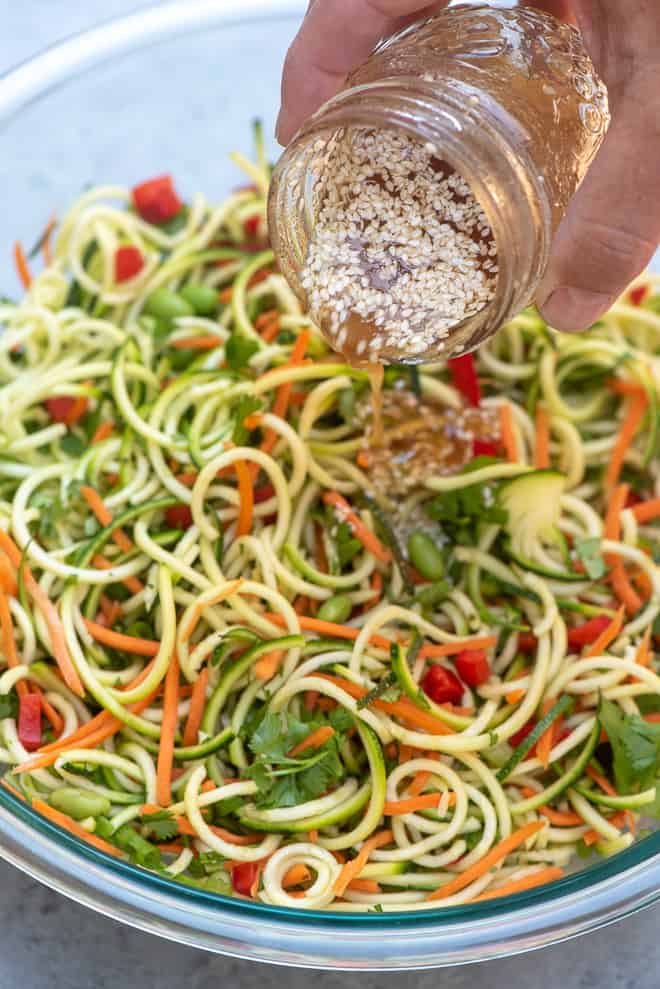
(537, 11, 660, 330)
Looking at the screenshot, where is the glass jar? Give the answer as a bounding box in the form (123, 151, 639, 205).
(268, 3, 610, 363)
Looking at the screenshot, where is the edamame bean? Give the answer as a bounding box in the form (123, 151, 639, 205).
(180, 283, 219, 316)
(407, 531, 445, 581)
(49, 787, 111, 821)
(144, 287, 194, 321)
(317, 593, 353, 624)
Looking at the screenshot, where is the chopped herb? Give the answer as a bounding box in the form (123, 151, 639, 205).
(141, 810, 179, 842)
(574, 538, 607, 580)
(225, 332, 259, 371)
(357, 672, 399, 709)
(232, 395, 263, 444)
(246, 710, 347, 809)
(598, 697, 660, 791)
(0, 691, 18, 720)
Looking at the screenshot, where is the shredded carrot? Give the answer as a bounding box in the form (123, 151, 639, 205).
(323, 491, 391, 564)
(334, 830, 394, 896)
(605, 392, 648, 491)
(470, 866, 563, 902)
(384, 792, 455, 816)
(369, 571, 383, 606)
(182, 666, 209, 748)
(156, 651, 180, 806)
(83, 618, 159, 656)
(607, 378, 646, 398)
(317, 674, 454, 736)
(80, 486, 133, 554)
(505, 688, 525, 706)
(92, 554, 144, 595)
(0, 554, 18, 596)
(604, 483, 642, 614)
(632, 497, 660, 523)
(91, 422, 114, 444)
(13, 242, 32, 289)
(261, 611, 495, 660)
(499, 402, 518, 463)
(0, 586, 28, 698)
(584, 605, 625, 658)
(347, 879, 381, 893)
(15, 688, 159, 773)
(30, 684, 65, 737)
(219, 286, 233, 304)
(283, 864, 312, 889)
(288, 725, 335, 757)
(255, 308, 279, 331)
(254, 648, 285, 681)
(99, 595, 122, 627)
(0, 532, 84, 697)
(308, 829, 319, 843)
(519, 787, 582, 826)
(171, 335, 223, 350)
(634, 627, 653, 670)
(254, 330, 311, 475)
(535, 698, 556, 770)
(234, 460, 254, 536)
(356, 450, 373, 470)
(32, 798, 122, 857)
(583, 811, 627, 846)
(604, 483, 629, 540)
(408, 769, 433, 797)
(175, 472, 198, 487)
(181, 579, 243, 642)
(427, 820, 545, 900)
(1, 779, 25, 801)
(534, 403, 550, 469)
(61, 394, 89, 427)
(157, 842, 186, 856)
(294, 595, 309, 616)
(610, 564, 643, 614)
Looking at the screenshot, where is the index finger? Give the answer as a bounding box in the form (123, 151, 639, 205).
(276, 0, 439, 145)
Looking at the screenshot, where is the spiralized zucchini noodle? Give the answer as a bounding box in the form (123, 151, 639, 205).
(0, 128, 659, 913)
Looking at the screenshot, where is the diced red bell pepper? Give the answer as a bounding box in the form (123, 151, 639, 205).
(44, 395, 89, 426)
(455, 649, 491, 687)
(567, 615, 611, 649)
(448, 354, 481, 407)
(509, 719, 535, 748)
(629, 285, 647, 306)
(421, 664, 464, 705)
(18, 693, 42, 752)
(115, 245, 145, 283)
(243, 215, 261, 239)
(132, 175, 183, 225)
(254, 483, 275, 504)
(517, 633, 538, 654)
(164, 505, 193, 530)
(624, 490, 644, 508)
(472, 438, 499, 458)
(231, 861, 259, 897)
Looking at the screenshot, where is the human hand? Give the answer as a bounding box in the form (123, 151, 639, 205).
(276, 1, 660, 332)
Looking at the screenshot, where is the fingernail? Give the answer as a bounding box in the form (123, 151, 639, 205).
(538, 285, 615, 333)
(275, 111, 285, 146)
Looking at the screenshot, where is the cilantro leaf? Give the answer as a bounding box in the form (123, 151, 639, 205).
(246, 711, 348, 809)
(232, 396, 263, 445)
(59, 433, 87, 458)
(141, 810, 179, 842)
(226, 332, 259, 371)
(598, 697, 660, 791)
(574, 538, 607, 580)
(424, 481, 505, 546)
(0, 691, 18, 720)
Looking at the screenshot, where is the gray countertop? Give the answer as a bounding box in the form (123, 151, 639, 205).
(1, 4, 658, 986)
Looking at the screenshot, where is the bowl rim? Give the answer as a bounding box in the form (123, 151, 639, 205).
(0, 0, 659, 968)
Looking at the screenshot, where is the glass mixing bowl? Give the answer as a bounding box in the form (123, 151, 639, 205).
(0, 0, 658, 969)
